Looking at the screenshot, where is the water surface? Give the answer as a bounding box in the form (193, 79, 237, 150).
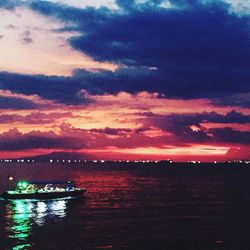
(1, 162, 250, 249)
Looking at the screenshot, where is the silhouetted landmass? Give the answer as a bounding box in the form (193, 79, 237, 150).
(22, 151, 92, 162)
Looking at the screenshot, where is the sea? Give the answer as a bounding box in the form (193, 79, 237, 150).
(1, 162, 250, 250)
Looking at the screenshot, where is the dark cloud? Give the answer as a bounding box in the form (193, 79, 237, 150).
(0, 0, 22, 9)
(138, 110, 250, 144)
(209, 127, 250, 144)
(0, 128, 87, 151)
(0, 1, 248, 105)
(0, 124, 167, 151)
(6, 24, 18, 29)
(210, 110, 250, 124)
(90, 127, 132, 135)
(58, 122, 170, 148)
(0, 72, 91, 105)
(1, 65, 249, 106)
(0, 114, 26, 124)
(27, 0, 250, 101)
(0, 120, 249, 153)
(0, 0, 249, 159)
(139, 110, 250, 127)
(0, 95, 38, 109)
(0, 35, 4, 39)
(139, 112, 209, 143)
(20, 30, 33, 44)
(0, 112, 76, 124)
(212, 93, 250, 108)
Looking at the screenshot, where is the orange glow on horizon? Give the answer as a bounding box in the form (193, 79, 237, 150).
(90, 144, 229, 156)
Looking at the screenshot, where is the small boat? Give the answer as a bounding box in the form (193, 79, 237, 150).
(2, 180, 86, 200)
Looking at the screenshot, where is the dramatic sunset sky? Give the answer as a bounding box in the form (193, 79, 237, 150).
(0, 0, 249, 161)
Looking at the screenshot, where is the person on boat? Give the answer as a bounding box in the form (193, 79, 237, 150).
(26, 184, 35, 192)
(66, 182, 74, 191)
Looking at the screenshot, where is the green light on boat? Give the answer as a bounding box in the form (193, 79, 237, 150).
(17, 181, 29, 190)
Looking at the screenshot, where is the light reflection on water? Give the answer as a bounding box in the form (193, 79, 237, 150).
(5, 199, 68, 249)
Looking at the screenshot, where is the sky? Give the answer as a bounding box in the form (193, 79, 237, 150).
(0, 0, 249, 161)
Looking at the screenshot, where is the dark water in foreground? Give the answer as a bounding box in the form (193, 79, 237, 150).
(1, 163, 250, 250)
